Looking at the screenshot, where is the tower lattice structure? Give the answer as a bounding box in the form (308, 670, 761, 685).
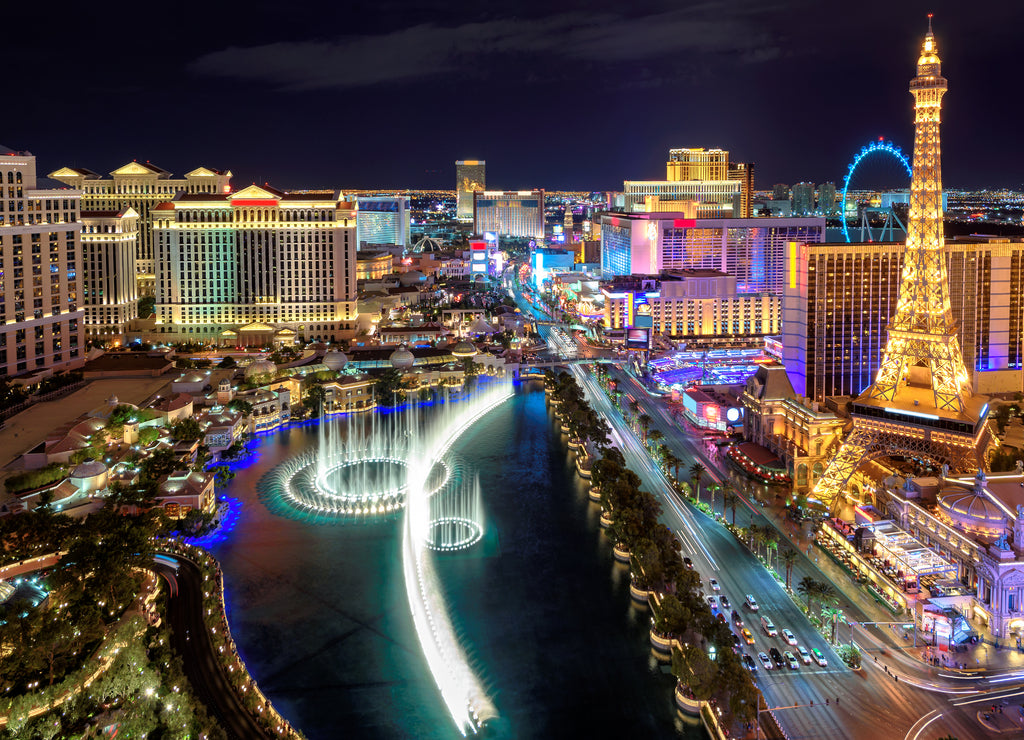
(811, 20, 992, 512)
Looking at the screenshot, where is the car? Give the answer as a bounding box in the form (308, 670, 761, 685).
(731, 610, 743, 627)
(741, 628, 755, 644)
(811, 648, 828, 667)
(784, 651, 799, 670)
(758, 652, 773, 670)
(761, 616, 778, 637)
(797, 646, 811, 664)
(716, 612, 727, 624)
(707, 595, 718, 610)
(683, 557, 694, 569)
(769, 647, 785, 667)
(782, 629, 797, 646)
(742, 653, 757, 671)
(732, 633, 741, 651)
(745, 594, 759, 611)
(720, 595, 731, 610)
(709, 578, 721, 591)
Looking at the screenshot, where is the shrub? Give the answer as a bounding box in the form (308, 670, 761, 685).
(5, 463, 67, 494)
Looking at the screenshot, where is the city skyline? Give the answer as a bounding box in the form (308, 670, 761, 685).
(6, 1, 1023, 191)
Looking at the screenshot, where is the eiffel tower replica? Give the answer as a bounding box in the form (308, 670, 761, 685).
(812, 18, 993, 513)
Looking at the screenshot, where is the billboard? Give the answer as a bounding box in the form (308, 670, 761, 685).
(625, 328, 650, 350)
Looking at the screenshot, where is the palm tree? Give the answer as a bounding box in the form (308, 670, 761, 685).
(637, 413, 653, 442)
(780, 548, 799, 591)
(815, 582, 839, 608)
(628, 398, 640, 418)
(688, 462, 706, 504)
(746, 522, 759, 551)
(722, 489, 739, 526)
(664, 451, 682, 482)
(821, 605, 843, 644)
(657, 443, 671, 467)
(648, 428, 664, 450)
(752, 527, 767, 560)
(798, 576, 819, 611)
(764, 531, 780, 570)
(707, 483, 720, 515)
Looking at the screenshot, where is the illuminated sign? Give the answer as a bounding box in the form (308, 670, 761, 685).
(470, 240, 486, 251)
(789, 242, 798, 289)
(673, 218, 696, 228)
(646, 222, 658, 242)
(625, 327, 650, 350)
(726, 407, 741, 423)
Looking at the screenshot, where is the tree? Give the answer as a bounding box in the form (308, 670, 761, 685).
(306, 384, 327, 417)
(780, 548, 799, 590)
(637, 413, 652, 442)
(170, 417, 203, 443)
(821, 605, 843, 643)
(374, 368, 405, 405)
(723, 488, 740, 526)
(138, 295, 155, 317)
(227, 398, 253, 416)
(648, 428, 664, 448)
(798, 576, 819, 612)
(689, 462, 706, 505)
(217, 356, 237, 369)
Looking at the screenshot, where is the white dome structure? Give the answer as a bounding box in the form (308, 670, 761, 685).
(323, 350, 348, 371)
(71, 460, 108, 494)
(450, 341, 478, 358)
(244, 359, 277, 379)
(390, 345, 415, 370)
(469, 316, 497, 335)
(938, 487, 1006, 532)
(399, 270, 427, 287)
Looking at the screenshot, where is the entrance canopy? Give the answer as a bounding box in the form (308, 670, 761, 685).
(869, 520, 958, 580)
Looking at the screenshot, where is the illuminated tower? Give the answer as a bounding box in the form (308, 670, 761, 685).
(811, 19, 992, 512)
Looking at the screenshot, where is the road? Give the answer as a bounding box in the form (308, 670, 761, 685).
(154, 557, 273, 740)
(571, 365, 998, 740)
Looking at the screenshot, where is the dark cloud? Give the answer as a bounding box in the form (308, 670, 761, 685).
(190, 7, 781, 91)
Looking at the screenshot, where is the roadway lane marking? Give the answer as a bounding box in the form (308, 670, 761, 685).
(951, 688, 1024, 706)
(905, 709, 943, 740)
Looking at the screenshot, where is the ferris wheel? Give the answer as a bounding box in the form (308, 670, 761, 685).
(841, 139, 913, 242)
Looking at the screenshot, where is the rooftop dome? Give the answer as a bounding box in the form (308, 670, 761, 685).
(390, 345, 415, 370)
(244, 359, 277, 378)
(71, 460, 107, 480)
(938, 487, 1006, 531)
(450, 340, 478, 358)
(469, 316, 497, 334)
(323, 350, 348, 371)
(399, 270, 426, 287)
(416, 237, 443, 253)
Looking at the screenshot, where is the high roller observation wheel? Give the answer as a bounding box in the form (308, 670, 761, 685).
(841, 139, 913, 243)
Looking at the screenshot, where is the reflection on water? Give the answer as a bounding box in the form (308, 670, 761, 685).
(212, 386, 702, 739)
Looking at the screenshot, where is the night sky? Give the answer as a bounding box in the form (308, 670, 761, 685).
(8, 0, 1021, 192)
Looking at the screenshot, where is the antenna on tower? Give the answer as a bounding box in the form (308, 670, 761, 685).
(927, 13, 933, 34)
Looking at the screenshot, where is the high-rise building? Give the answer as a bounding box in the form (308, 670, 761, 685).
(783, 236, 1024, 402)
(602, 270, 780, 342)
(791, 182, 815, 216)
(818, 182, 838, 216)
(49, 163, 231, 295)
(598, 212, 825, 293)
(152, 185, 357, 345)
(473, 190, 544, 240)
(81, 208, 139, 343)
(728, 161, 755, 218)
(455, 160, 485, 222)
(356, 196, 410, 249)
(666, 148, 729, 181)
(772, 183, 791, 201)
(0, 148, 84, 376)
(812, 21, 991, 511)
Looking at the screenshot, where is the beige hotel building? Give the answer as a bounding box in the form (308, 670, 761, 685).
(80, 207, 139, 343)
(151, 185, 357, 346)
(0, 148, 84, 377)
(50, 162, 231, 295)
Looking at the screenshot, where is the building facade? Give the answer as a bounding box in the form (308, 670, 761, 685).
(81, 208, 140, 343)
(455, 160, 485, 222)
(50, 163, 231, 295)
(152, 184, 357, 345)
(473, 190, 544, 240)
(356, 196, 410, 248)
(666, 148, 729, 180)
(0, 149, 85, 377)
(623, 180, 742, 218)
(601, 270, 779, 342)
(783, 236, 1024, 402)
(791, 182, 815, 216)
(599, 212, 825, 294)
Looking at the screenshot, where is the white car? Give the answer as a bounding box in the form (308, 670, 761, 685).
(707, 595, 718, 610)
(784, 651, 800, 670)
(745, 594, 759, 611)
(782, 629, 797, 646)
(758, 651, 773, 670)
(709, 578, 721, 591)
(797, 646, 811, 664)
